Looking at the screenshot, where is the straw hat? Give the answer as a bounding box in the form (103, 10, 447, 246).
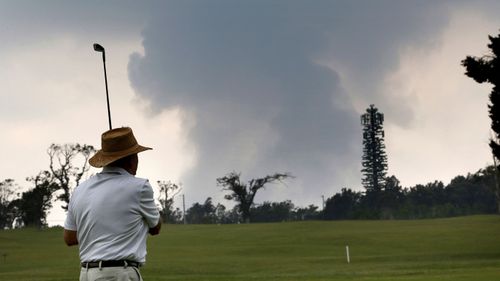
(89, 127, 152, 168)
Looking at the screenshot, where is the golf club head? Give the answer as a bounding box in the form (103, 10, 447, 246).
(93, 43, 105, 52)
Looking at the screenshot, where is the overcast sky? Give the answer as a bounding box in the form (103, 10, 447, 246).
(1, 1, 499, 225)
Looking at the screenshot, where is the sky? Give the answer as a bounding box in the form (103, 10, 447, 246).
(0, 1, 499, 226)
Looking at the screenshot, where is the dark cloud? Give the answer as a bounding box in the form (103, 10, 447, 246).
(0, 0, 146, 45)
(128, 1, 451, 205)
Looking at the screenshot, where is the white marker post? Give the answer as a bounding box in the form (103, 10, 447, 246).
(346, 245, 350, 264)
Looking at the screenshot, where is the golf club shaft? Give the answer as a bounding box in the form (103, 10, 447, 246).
(101, 52, 112, 130)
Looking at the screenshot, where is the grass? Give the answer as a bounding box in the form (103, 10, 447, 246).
(0, 215, 499, 280)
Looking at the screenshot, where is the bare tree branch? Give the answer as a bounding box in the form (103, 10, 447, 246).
(47, 143, 95, 211)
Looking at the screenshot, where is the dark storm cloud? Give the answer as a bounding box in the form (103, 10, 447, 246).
(0, 0, 146, 44)
(128, 1, 449, 204)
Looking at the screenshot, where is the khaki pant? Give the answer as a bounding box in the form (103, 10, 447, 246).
(80, 266, 143, 281)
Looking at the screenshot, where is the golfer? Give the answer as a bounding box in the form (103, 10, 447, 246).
(64, 127, 161, 281)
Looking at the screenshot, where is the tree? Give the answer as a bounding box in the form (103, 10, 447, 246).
(446, 171, 496, 216)
(157, 180, 182, 223)
(361, 104, 388, 195)
(0, 179, 19, 229)
(323, 188, 362, 220)
(217, 172, 292, 223)
(214, 203, 227, 224)
(379, 175, 404, 219)
(462, 32, 500, 213)
(185, 197, 217, 224)
(293, 204, 320, 221)
(405, 181, 447, 218)
(47, 143, 95, 210)
(215, 204, 240, 224)
(250, 200, 294, 222)
(11, 171, 58, 228)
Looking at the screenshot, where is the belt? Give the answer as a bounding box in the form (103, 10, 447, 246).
(81, 260, 141, 268)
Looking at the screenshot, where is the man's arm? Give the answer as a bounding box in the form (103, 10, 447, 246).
(63, 229, 78, 246)
(149, 219, 162, 235)
(140, 180, 162, 235)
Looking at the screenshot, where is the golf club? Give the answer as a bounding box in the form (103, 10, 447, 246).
(93, 43, 112, 130)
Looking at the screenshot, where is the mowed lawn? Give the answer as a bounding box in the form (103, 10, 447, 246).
(0, 215, 499, 281)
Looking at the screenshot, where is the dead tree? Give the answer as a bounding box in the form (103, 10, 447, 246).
(217, 172, 292, 223)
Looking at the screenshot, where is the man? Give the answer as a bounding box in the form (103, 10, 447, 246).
(64, 127, 161, 281)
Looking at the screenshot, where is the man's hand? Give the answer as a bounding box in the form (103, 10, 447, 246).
(149, 219, 162, 235)
(63, 229, 78, 246)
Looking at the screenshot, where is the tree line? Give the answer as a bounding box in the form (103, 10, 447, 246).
(323, 167, 497, 220)
(158, 165, 497, 224)
(2, 148, 495, 228)
(0, 144, 497, 228)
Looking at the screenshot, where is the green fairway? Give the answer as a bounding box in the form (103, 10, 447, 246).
(0, 215, 499, 280)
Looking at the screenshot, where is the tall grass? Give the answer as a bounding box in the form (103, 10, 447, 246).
(1, 215, 499, 280)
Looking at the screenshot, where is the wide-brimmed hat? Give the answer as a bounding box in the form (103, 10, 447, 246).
(89, 127, 152, 168)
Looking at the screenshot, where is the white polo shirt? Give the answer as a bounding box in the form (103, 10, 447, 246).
(64, 166, 160, 263)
